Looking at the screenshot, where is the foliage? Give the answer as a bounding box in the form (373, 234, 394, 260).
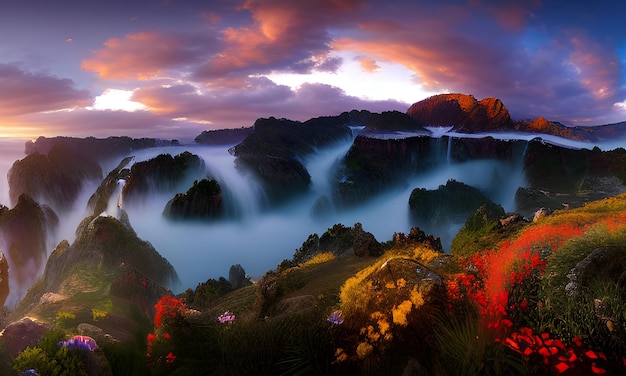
(450, 202, 505, 257)
(434, 307, 524, 376)
(54, 311, 77, 328)
(301, 252, 336, 267)
(11, 330, 96, 376)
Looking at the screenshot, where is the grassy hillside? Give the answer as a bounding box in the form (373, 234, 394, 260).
(6, 194, 626, 375)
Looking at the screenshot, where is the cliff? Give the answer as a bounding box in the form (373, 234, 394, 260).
(407, 93, 514, 132)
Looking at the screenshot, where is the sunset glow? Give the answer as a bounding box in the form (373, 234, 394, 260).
(0, 0, 625, 140)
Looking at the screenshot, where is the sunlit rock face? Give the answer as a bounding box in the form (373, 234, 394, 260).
(0, 194, 58, 307)
(407, 93, 514, 132)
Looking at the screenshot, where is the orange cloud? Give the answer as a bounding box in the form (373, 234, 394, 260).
(356, 56, 380, 72)
(195, 0, 364, 79)
(81, 31, 210, 80)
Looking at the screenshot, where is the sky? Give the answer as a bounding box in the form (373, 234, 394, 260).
(1, 0, 626, 141)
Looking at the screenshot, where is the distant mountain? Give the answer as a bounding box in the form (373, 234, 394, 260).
(407, 93, 514, 132)
(406, 93, 626, 141)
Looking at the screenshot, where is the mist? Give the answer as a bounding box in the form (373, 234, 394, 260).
(1, 130, 623, 297)
(110, 135, 530, 292)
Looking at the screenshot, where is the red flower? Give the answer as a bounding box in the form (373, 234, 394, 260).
(585, 350, 598, 359)
(166, 352, 176, 365)
(520, 299, 528, 311)
(554, 362, 569, 374)
(164, 333, 171, 339)
(591, 363, 607, 374)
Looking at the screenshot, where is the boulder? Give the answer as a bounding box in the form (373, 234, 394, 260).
(0, 317, 51, 357)
(565, 247, 626, 297)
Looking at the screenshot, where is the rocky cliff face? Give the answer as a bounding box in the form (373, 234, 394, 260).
(25, 136, 180, 157)
(406, 93, 626, 141)
(122, 151, 205, 204)
(194, 127, 253, 145)
(407, 93, 514, 132)
(8, 213, 178, 346)
(232, 115, 352, 204)
(0, 194, 58, 307)
(8, 145, 102, 213)
(335, 134, 528, 206)
(163, 178, 223, 220)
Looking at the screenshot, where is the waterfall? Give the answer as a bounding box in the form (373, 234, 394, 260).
(190, 146, 268, 219)
(104, 179, 126, 219)
(446, 136, 453, 164)
(303, 137, 355, 214)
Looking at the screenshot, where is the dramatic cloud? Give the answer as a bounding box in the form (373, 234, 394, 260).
(4, 0, 626, 139)
(0, 64, 90, 117)
(194, 0, 365, 80)
(81, 31, 218, 80)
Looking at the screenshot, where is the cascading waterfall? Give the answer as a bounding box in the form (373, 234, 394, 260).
(303, 136, 356, 214)
(103, 179, 126, 219)
(191, 146, 268, 219)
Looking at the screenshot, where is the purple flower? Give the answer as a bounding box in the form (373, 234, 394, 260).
(57, 335, 98, 351)
(327, 310, 344, 325)
(218, 310, 236, 323)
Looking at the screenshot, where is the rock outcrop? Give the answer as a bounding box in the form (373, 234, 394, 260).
(163, 178, 223, 220)
(0, 317, 51, 357)
(0, 251, 8, 308)
(9, 213, 178, 346)
(122, 151, 205, 204)
(25, 136, 179, 158)
(409, 179, 494, 222)
(0, 194, 58, 307)
(231, 115, 352, 203)
(8, 144, 102, 212)
(407, 93, 514, 132)
(194, 127, 253, 145)
(86, 156, 133, 216)
(335, 134, 528, 206)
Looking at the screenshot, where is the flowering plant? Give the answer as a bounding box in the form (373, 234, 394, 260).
(218, 310, 236, 323)
(327, 310, 344, 325)
(57, 335, 98, 352)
